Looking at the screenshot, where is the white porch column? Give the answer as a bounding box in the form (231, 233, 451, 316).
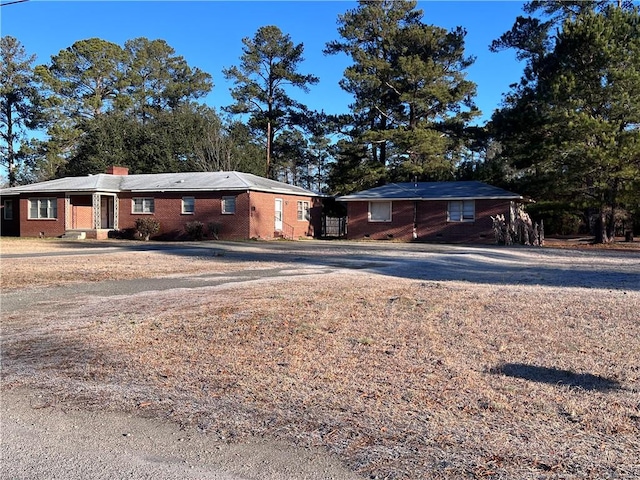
(92, 193, 101, 229)
(64, 194, 71, 230)
(113, 196, 119, 229)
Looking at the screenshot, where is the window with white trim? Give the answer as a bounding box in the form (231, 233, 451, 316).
(182, 196, 195, 214)
(132, 197, 154, 214)
(297, 201, 310, 221)
(3, 199, 14, 220)
(368, 201, 392, 222)
(221, 196, 236, 214)
(448, 200, 475, 222)
(28, 198, 57, 219)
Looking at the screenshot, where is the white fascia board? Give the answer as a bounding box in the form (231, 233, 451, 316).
(249, 187, 319, 197)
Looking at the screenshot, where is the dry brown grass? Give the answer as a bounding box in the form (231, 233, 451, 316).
(0, 238, 273, 290)
(1, 241, 639, 479)
(0, 237, 89, 254)
(544, 236, 640, 251)
(0, 252, 241, 290)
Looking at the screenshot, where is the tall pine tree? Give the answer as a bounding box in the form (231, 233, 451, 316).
(0, 36, 45, 186)
(223, 26, 318, 179)
(325, 0, 478, 190)
(491, 2, 640, 242)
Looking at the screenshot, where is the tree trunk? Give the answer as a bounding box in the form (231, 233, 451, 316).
(606, 205, 617, 243)
(594, 209, 613, 244)
(6, 101, 16, 187)
(266, 120, 272, 179)
(379, 116, 387, 166)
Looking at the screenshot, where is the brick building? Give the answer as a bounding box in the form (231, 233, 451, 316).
(0, 167, 320, 240)
(338, 181, 527, 244)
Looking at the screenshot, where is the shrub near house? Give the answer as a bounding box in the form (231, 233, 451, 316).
(135, 217, 160, 241)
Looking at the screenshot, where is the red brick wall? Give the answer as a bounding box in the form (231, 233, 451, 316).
(6, 189, 321, 240)
(310, 197, 323, 238)
(19, 195, 66, 238)
(71, 195, 93, 229)
(346, 199, 510, 244)
(346, 200, 414, 240)
(248, 191, 317, 239)
(118, 191, 252, 240)
(116, 190, 317, 240)
(415, 200, 508, 243)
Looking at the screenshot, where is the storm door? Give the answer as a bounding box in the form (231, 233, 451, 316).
(100, 196, 115, 229)
(274, 198, 283, 231)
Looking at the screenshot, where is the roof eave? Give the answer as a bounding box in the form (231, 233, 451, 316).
(1, 188, 121, 195)
(338, 195, 524, 202)
(126, 187, 246, 193)
(125, 186, 318, 196)
(249, 187, 319, 197)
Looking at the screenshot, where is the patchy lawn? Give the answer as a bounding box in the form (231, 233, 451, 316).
(544, 236, 640, 251)
(1, 240, 639, 479)
(0, 238, 279, 291)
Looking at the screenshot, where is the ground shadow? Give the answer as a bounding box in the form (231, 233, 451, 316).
(3, 239, 639, 291)
(490, 363, 621, 391)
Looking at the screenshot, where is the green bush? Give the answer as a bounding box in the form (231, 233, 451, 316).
(134, 217, 160, 241)
(185, 221, 205, 240)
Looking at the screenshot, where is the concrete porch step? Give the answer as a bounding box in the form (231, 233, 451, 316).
(61, 231, 86, 240)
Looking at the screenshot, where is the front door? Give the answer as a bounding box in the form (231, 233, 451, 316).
(274, 198, 283, 231)
(100, 196, 114, 229)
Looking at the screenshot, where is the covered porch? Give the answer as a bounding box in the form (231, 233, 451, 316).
(63, 193, 118, 239)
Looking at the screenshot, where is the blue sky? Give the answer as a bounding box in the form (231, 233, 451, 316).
(2, 0, 528, 125)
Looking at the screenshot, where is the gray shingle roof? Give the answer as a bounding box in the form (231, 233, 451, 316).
(0, 171, 318, 197)
(0, 174, 123, 194)
(337, 181, 523, 201)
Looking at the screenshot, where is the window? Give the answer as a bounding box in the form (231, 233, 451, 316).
(182, 196, 195, 214)
(448, 200, 475, 222)
(3, 199, 13, 220)
(28, 198, 57, 219)
(368, 201, 392, 222)
(132, 197, 154, 214)
(297, 201, 310, 221)
(221, 196, 236, 214)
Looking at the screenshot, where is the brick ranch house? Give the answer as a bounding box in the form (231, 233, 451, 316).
(337, 181, 527, 244)
(0, 167, 321, 240)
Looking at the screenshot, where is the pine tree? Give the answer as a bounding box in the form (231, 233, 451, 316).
(223, 26, 318, 179)
(325, 0, 478, 187)
(0, 36, 45, 186)
(491, 2, 640, 242)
